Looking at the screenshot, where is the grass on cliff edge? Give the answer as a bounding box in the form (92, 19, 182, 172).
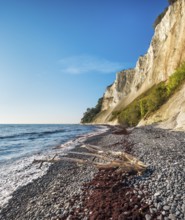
(111, 62, 185, 127)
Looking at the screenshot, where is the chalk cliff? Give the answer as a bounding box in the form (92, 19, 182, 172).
(91, 0, 185, 129)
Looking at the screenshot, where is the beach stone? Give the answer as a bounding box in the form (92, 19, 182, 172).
(169, 214, 176, 220)
(175, 211, 180, 216)
(123, 211, 130, 215)
(145, 214, 152, 220)
(148, 200, 153, 205)
(154, 192, 161, 197)
(0, 126, 185, 220)
(157, 215, 163, 220)
(157, 203, 162, 210)
(181, 204, 185, 212)
(163, 205, 170, 211)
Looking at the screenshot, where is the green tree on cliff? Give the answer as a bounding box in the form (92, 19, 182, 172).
(81, 98, 103, 123)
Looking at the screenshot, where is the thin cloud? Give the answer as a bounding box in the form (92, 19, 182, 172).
(59, 55, 124, 74)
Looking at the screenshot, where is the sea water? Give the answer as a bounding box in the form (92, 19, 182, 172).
(0, 124, 107, 208)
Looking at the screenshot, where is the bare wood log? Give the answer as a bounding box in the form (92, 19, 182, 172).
(32, 144, 147, 174)
(56, 157, 118, 167)
(68, 151, 112, 161)
(81, 144, 146, 167)
(56, 157, 88, 164)
(81, 144, 104, 153)
(51, 154, 58, 160)
(33, 153, 59, 168)
(33, 157, 87, 165)
(33, 157, 146, 174)
(33, 158, 57, 169)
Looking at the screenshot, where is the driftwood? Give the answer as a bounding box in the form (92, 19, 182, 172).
(33, 144, 147, 174)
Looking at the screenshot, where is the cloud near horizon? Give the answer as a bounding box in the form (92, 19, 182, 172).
(59, 55, 125, 74)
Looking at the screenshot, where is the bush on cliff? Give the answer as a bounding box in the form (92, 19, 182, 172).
(167, 63, 185, 95)
(81, 98, 103, 123)
(168, 0, 178, 5)
(113, 63, 185, 126)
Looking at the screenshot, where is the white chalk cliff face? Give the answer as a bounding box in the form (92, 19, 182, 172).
(93, 0, 185, 128)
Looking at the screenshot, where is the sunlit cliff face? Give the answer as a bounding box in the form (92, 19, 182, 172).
(93, 0, 185, 126)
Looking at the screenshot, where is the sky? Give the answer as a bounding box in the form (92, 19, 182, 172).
(0, 0, 168, 124)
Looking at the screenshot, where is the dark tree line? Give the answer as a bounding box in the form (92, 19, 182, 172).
(81, 98, 103, 123)
(168, 0, 178, 4)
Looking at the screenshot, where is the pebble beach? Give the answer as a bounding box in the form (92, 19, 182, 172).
(0, 125, 184, 220)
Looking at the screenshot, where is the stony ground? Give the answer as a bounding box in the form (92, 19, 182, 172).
(0, 125, 184, 220)
(129, 126, 185, 220)
(85, 126, 185, 220)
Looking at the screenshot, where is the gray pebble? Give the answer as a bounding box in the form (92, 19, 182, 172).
(175, 211, 181, 216)
(154, 192, 161, 197)
(169, 214, 176, 220)
(163, 205, 170, 211)
(145, 214, 152, 220)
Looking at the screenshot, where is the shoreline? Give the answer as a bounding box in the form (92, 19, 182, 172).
(0, 125, 108, 209)
(0, 125, 185, 219)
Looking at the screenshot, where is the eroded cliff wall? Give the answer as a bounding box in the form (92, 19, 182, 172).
(93, 0, 185, 125)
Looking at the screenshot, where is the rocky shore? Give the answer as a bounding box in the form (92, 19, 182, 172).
(0, 125, 184, 220)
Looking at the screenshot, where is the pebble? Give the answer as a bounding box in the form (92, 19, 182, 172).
(163, 205, 170, 211)
(169, 214, 176, 220)
(145, 214, 152, 220)
(154, 192, 161, 197)
(157, 215, 162, 220)
(128, 126, 185, 220)
(0, 126, 184, 220)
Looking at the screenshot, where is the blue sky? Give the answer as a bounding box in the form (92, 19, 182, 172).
(0, 0, 168, 124)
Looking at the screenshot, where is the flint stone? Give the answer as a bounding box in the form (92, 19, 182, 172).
(169, 214, 176, 220)
(163, 205, 170, 211)
(154, 192, 161, 197)
(145, 214, 152, 220)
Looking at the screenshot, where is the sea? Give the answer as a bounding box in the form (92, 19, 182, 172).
(0, 124, 107, 208)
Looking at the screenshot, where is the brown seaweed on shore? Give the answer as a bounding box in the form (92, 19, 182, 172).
(71, 168, 151, 220)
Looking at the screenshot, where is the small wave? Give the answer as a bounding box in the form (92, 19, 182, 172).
(0, 129, 66, 140)
(0, 125, 108, 208)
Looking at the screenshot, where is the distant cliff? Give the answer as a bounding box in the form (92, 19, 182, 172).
(82, 0, 185, 130)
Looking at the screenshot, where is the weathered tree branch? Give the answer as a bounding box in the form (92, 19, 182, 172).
(68, 151, 112, 161)
(32, 144, 147, 174)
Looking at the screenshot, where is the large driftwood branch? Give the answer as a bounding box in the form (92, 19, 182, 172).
(67, 151, 112, 162)
(81, 144, 142, 164)
(33, 154, 59, 168)
(33, 144, 147, 174)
